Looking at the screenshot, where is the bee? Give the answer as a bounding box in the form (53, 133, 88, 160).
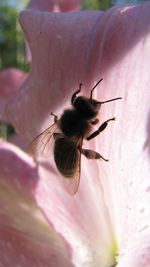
(29, 78, 122, 195)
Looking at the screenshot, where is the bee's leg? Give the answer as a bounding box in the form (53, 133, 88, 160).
(71, 83, 82, 104)
(87, 118, 115, 141)
(78, 146, 108, 161)
(51, 112, 58, 123)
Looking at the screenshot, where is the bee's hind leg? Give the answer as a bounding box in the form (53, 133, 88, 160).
(78, 146, 108, 161)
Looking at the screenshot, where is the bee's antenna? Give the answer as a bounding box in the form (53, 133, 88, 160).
(98, 97, 122, 104)
(90, 78, 103, 99)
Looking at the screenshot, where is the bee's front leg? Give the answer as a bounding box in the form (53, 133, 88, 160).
(78, 146, 108, 161)
(87, 117, 115, 141)
(51, 112, 58, 123)
(71, 83, 82, 104)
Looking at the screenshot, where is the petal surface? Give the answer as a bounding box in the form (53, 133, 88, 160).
(6, 3, 150, 267)
(0, 140, 73, 267)
(0, 68, 27, 122)
(27, 0, 81, 12)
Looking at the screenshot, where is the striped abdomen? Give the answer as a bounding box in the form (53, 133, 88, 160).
(54, 136, 79, 178)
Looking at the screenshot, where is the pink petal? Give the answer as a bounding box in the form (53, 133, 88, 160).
(54, 0, 82, 11)
(0, 140, 72, 267)
(0, 68, 27, 122)
(9, 133, 28, 150)
(0, 138, 116, 266)
(26, 0, 81, 61)
(36, 157, 116, 266)
(0, 68, 27, 98)
(6, 3, 150, 266)
(27, 0, 81, 12)
(27, 0, 55, 11)
(7, 10, 105, 139)
(0, 227, 72, 267)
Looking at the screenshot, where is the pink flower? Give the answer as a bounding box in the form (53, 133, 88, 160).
(1, 2, 150, 266)
(0, 68, 28, 148)
(27, 0, 82, 12)
(0, 68, 27, 123)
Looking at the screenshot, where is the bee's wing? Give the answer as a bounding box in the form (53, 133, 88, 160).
(28, 122, 58, 157)
(63, 137, 83, 195)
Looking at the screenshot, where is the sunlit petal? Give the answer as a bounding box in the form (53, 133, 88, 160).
(0, 140, 73, 267)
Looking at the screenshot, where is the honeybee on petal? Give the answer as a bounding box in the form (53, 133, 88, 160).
(29, 78, 122, 195)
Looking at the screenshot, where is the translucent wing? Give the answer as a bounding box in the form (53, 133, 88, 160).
(28, 122, 58, 157)
(62, 137, 83, 195)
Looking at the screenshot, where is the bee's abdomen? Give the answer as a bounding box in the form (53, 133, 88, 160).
(54, 136, 79, 178)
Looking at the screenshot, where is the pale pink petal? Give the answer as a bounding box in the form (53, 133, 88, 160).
(9, 133, 28, 150)
(0, 139, 73, 267)
(27, 0, 55, 11)
(7, 10, 105, 139)
(55, 0, 81, 11)
(27, 0, 81, 12)
(0, 226, 72, 267)
(26, 0, 81, 61)
(35, 157, 115, 266)
(0, 138, 115, 266)
(0, 68, 27, 122)
(6, 3, 150, 266)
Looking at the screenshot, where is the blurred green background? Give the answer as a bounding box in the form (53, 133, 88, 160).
(0, 0, 29, 70)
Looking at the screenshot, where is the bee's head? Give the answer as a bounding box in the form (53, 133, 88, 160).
(73, 96, 101, 119)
